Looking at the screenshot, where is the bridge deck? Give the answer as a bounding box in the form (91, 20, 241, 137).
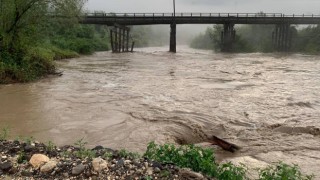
(81, 13, 320, 25)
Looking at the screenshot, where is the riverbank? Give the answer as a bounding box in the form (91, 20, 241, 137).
(0, 140, 185, 180)
(0, 137, 314, 180)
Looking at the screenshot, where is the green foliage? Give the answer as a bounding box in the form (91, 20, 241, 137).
(144, 142, 312, 180)
(259, 162, 314, 180)
(103, 151, 113, 160)
(46, 141, 56, 152)
(190, 25, 253, 52)
(144, 142, 219, 177)
(0, 127, 9, 140)
(0, 47, 56, 83)
(190, 27, 215, 50)
(17, 151, 27, 164)
(0, 0, 111, 84)
(159, 170, 171, 178)
(23, 136, 35, 145)
(73, 138, 96, 159)
(293, 25, 320, 54)
(118, 149, 141, 159)
(0, 127, 10, 141)
(217, 162, 247, 180)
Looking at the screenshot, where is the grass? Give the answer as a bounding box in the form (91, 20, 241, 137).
(144, 142, 313, 180)
(118, 149, 141, 159)
(46, 141, 56, 152)
(73, 138, 96, 159)
(0, 128, 314, 179)
(259, 162, 314, 180)
(0, 127, 10, 141)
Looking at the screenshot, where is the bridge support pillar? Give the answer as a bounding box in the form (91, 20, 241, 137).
(272, 24, 292, 52)
(110, 25, 134, 53)
(221, 23, 236, 52)
(170, 23, 176, 53)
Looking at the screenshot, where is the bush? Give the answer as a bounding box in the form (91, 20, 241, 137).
(0, 47, 56, 83)
(218, 162, 247, 180)
(144, 142, 246, 179)
(259, 162, 314, 180)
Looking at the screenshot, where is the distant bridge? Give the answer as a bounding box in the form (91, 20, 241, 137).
(81, 13, 320, 52)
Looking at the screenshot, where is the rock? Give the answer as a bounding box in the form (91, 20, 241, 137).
(21, 170, 32, 176)
(124, 160, 131, 165)
(136, 169, 142, 175)
(116, 159, 124, 167)
(146, 167, 153, 175)
(144, 162, 149, 168)
(72, 164, 85, 175)
(92, 145, 104, 151)
(0, 161, 12, 171)
(63, 172, 69, 178)
(179, 168, 206, 180)
(152, 162, 162, 169)
(92, 157, 108, 172)
(40, 160, 57, 173)
(154, 167, 161, 173)
(29, 154, 50, 168)
(1, 155, 7, 159)
(24, 144, 34, 152)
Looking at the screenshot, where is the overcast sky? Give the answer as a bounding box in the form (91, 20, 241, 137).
(86, 0, 320, 15)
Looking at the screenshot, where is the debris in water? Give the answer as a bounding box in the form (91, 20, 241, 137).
(208, 136, 240, 153)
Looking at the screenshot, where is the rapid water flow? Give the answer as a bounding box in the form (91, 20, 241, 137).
(1, 46, 320, 177)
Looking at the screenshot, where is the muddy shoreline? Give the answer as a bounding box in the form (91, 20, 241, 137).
(0, 140, 199, 180)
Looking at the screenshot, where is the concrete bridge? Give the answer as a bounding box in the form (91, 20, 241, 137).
(81, 13, 320, 52)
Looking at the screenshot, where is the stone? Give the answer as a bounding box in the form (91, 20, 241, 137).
(116, 159, 124, 167)
(92, 145, 104, 151)
(152, 162, 162, 169)
(40, 160, 57, 173)
(179, 168, 205, 180)
(72, 164, 85, 175)
(144, 162, 149, 168)
(63, 172, 69, 178)
(146, 167, 153, 175)
(154, 167, 161, 173)
(24, 144, 34, 152)
(29, 154, 50, 168)
(92, 157, 108, 172)
(21, 170, 32, 176)
(0, 161, 12, 171)
(124, 160, 131, 165)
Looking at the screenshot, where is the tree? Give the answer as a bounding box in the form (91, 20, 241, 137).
(0, 0, 87, 50)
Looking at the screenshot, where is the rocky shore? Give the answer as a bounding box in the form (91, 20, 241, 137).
(0, 140, 207, 180)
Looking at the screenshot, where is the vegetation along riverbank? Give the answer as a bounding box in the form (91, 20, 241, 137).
(0, 128, 314, 180)
(191, 13, 320, 54)
(0, 0, 110, 84)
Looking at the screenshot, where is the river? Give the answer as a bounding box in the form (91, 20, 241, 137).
(0, 46, 320, 177)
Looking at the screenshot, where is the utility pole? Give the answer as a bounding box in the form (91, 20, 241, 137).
(173, 0, 176, 17)
(170, 0, 176, 52)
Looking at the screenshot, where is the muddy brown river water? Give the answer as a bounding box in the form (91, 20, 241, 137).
(0, 47, 320, 178)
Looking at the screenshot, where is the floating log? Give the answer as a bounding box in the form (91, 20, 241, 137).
(208, 136, 240, 153)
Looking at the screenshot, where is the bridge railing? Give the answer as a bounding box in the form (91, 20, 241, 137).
(85, 12, 320, 18)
